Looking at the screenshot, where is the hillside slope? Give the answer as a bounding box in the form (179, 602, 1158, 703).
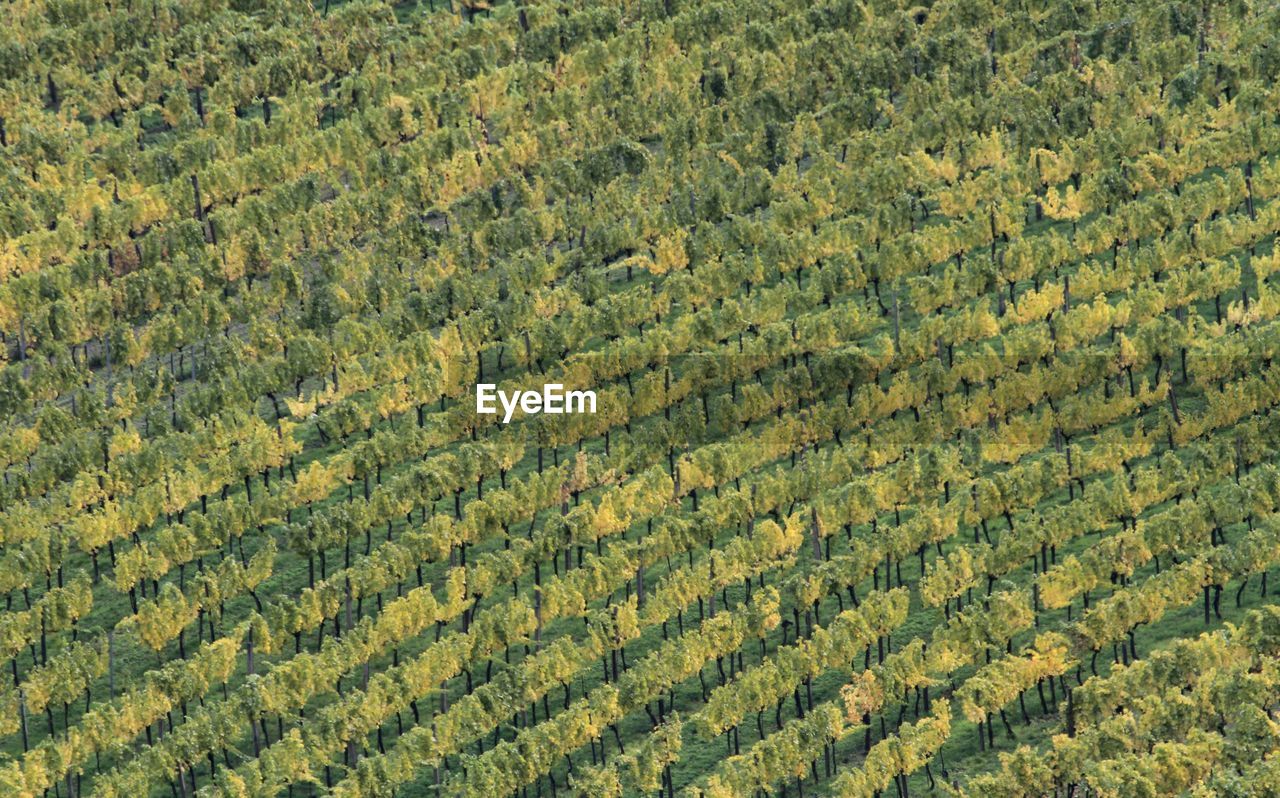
(2, 0, 1280, 796)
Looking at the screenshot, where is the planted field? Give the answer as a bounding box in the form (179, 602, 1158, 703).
(3, 0, 1280, 796)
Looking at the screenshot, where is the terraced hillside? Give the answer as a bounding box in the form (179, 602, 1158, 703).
(3, 0, 1280, 796)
